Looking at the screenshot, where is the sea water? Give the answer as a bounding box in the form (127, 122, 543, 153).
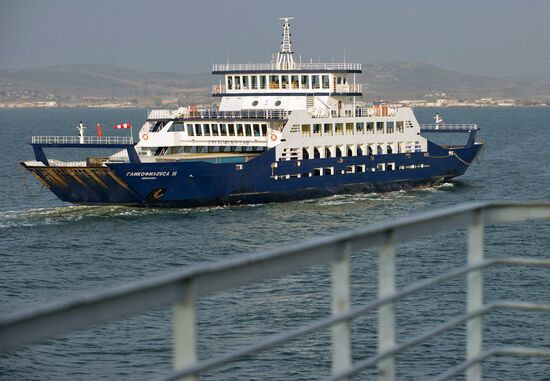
(0, 107, 549, 380)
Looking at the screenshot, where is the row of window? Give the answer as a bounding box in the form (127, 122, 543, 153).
(279, 143, 422, 161)
(299, 121, 407, 136)
(226, 74, 348, 91)
(186, 123, 268, 137)
(270, 163, 430, 179)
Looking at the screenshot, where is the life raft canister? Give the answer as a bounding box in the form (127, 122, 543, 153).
(270, 133, 278, 141)
(142, 133, 149, 140)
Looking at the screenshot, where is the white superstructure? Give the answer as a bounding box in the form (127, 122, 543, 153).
(131, 18, 427, 164)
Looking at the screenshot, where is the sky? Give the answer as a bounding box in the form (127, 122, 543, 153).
(1, 0, 549, 78)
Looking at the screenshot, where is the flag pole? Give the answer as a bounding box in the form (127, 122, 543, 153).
(130, 124, 133, 144)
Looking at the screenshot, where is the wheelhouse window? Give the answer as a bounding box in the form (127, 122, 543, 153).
(251, 76, 258, 89)
(291, 75, 299, 89)
(186, 124, 194, 136)
(260, 75, 267, 89)
(322, 75, 330, 89)
(212, 124, 219, 136)
(301, 75, 309, 89)
(228, 124, 235, 136)
(281, 75, 289, 89)
(269, 75, 280, 89)
(312, 75, 320, 89)
(242, 76, 249, 89)
(234, 76, 241, 90)
(245, 124, 252, 136)
(227, 76, 233, 90)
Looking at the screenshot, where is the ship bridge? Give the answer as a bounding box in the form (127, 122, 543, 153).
(212, 18, 362, 112)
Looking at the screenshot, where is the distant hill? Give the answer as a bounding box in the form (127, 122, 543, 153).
(1, 62, 549, 106)
(360, 61, 550, 100)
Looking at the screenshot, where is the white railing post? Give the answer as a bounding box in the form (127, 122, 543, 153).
(378, 231, 396, 381)
(173, 281, 197, 381)
(467, 210, 484, 381)
(331, 241, 352, 377)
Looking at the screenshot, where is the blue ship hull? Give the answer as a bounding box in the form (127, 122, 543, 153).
(23, 142, 482, 207)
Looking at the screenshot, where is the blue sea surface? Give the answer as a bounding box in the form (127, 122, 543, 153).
(0, 107, 549, 380)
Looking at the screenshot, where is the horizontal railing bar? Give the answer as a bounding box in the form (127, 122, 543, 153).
(432, 346, 550, 381)
(325, 302, 550, 381)
(1, 202, 549, 352)
(157, 265, 550, 381)
(156, 260, 499, 381)
(495, 257, 550, 267)
(324, 305, 494, 381)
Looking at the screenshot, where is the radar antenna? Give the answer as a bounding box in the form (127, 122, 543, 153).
(276, 17, 295, 69)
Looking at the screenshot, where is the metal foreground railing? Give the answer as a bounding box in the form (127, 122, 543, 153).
(1, 202, 549, 380)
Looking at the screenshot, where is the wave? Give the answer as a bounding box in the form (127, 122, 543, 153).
(0, 205, 228, 229)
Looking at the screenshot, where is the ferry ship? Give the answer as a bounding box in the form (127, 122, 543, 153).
(21, 18, 483, 207)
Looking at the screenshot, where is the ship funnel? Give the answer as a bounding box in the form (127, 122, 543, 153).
(276, 17, 295, 69)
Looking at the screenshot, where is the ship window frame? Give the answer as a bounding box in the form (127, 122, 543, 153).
(356, 122, 364, 134)
(261, 124, 267, 136)
(227, 76, 233, 90)
(386, 121, 395, 134)
(186, 123, 194, 136)
(312, 75, 320, 89)
(194, 123, 202, 136)
(291, 75, 299, 89)
(312, 123, 321, 135)
(220, 123, 228, 136)
(236, 123, 244, 136)
(242, 75, 249, 89)
(234, 76, 241, 90)
(376, 121, 384, 132)
(323, 123, 333, 136)
(228, 123, 235, 136)
(245, 123, 252, 136)
(396, 121, 404, 133)
(251, 75, 258, 89)
(322, 75, 330, 89)
(281, 75, 289, 89)
(269, 75, 280, 89)
(300, 75, 309, 89)
(259, 75, 267, 89)
(253, 124, 261, 136)
(366, 122, 374, 133)
(212, 123, 219, 136)
(203, 123, 211, 136)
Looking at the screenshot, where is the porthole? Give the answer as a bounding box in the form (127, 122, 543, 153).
(275, 100, 282, 106)
(252, 100, 259, 107)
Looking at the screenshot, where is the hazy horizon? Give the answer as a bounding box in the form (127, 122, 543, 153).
(1, 0, 549, 78)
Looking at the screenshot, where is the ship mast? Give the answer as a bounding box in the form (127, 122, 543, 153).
(276, 17, 295, 70)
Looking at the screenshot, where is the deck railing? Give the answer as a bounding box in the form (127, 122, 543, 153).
(212, 62, 362, 72)
(31, 136, 133, 145)
(1, 202, 549, 381)
(421, 124, 479, 131)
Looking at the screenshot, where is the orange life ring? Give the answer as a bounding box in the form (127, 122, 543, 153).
(270, 133, 277, 142)
(142, 133, 149, 140)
